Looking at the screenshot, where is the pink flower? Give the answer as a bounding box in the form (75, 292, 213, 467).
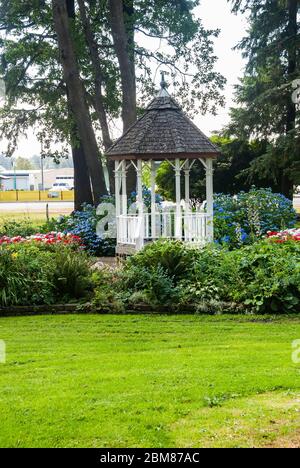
(266, 228, 300, 243)
(0, 232, 84, 247)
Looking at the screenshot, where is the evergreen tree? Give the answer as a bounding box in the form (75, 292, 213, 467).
(226, 0, 300, 198)
(156, 136, 272, 202)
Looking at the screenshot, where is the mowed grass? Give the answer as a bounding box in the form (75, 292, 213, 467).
(0, 314, 299, 448)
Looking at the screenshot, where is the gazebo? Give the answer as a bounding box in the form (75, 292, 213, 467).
(106, 74, 220, 255)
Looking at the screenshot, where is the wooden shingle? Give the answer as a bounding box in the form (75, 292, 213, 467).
(106, 94, 220, 160)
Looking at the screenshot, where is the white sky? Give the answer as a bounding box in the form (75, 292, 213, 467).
(0, 0, 247, 159)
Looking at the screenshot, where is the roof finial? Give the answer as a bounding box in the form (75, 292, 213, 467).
(158, 70, 169, 97)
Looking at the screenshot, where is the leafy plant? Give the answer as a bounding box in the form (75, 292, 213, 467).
(51, 246, 93, 300)
(0, 244, 55, 306)
(214, 188, 297, 248)
(120, 264, 178, 307)
(47, 204, 116, 256)
(91, 269, 125, 313)
(177, 241, 300, 314)
(0, 242, 93, 308)
(116, 239, 300, 314)
(125, 239, 198, 283)
(0, 218, 41, 237)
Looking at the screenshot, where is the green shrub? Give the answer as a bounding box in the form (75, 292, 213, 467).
(120, 264, 178, 307)
(178, 241, 300, 313)
(91, 269, 125, 313)
(225, 241, 300, 313)
(214, 188, 297, 248)
(0, 218, 42, 237)
(125, 239, 198, 283)
(0, 242, 93, 307)
(116, 240, 300, 314)
(0, 244, 55, 306)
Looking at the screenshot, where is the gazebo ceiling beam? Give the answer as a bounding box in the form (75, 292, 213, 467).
(166, 158, 189, 170)
(199, 158, 208, 169)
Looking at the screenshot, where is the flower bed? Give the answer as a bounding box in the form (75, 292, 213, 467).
(214, 188, 296, 247)
(267, 229, 300, 242)
(0, 232, 83, 247)
(0, 240, 92, 307)
(92, 239, 300, 314)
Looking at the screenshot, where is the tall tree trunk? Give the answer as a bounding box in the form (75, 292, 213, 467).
(72, 142, 93, 209)
(108, 0, 136, 131)
(77, 0, 112, 151)
(282, 0, 298, 198)
(77, 0, 115, 193)
(66, 0, 93, 209)
(108, 0, 137, 195)
(52, 0, 107, 205)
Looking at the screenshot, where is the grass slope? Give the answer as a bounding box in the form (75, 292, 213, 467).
(0, 314, 299, 448)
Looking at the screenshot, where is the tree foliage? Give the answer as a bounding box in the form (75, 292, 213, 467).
(226, 0, 300, 197)
(156, 136, 272, 202)
(0, 0, 225, 205)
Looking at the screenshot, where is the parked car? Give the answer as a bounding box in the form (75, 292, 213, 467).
(48, 182, 72, 198)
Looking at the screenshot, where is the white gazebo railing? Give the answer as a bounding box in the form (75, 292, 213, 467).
(117, 211, 212, 248)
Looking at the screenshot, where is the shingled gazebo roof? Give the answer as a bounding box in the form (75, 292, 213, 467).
(106, 88, 220, 160)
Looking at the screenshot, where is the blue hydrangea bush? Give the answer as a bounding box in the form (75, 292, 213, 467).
(55, 204, 116, 256)
(214, 188, 297, 248)
(129, 186, 163, 209)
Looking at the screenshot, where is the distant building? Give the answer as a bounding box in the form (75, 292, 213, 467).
(0, 173, 10, 191)
(42, 168, 74, 190)
(0, 167, 74, 191)
(0, 170, 39, 191)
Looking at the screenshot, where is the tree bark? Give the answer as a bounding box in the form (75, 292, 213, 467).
(66, 0, 93, 209)
(77, 0, 112, 151)
(108, 0, 137, 195)
(77, 0, 115, 193)
(52, 0, 107, 204)
(72, 142, 94, 209)
(282, 0, 298, 198)
(108, 0, 137, 132)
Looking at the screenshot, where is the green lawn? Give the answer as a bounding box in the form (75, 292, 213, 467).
(0, 314, 299, 448)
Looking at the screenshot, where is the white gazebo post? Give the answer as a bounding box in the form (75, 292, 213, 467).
(114, 160, 121, 218)
(136, 159, 144, 250)
(107, 72, 219, 255)
(184, 160, 190, 212)
(150, 160, 156, 239)
(114, 160, 122, 243)
(206, 157, 214, 241)
(121, 160, 127, 215)
(175, 158, 182, 239)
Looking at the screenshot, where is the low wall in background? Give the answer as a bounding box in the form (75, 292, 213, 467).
(0, 190, 74, 202)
